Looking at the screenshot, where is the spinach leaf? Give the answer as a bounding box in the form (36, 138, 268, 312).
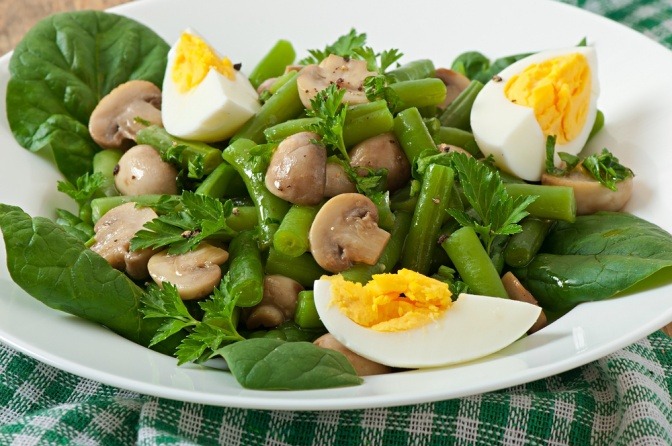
(0, 204, 179, 354)
(513, 212, 672, 312)
(217, 338, 363, 390)
(6, 11, 169, 182)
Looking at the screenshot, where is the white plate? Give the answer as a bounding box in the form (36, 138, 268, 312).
(1, 0, 671, 411)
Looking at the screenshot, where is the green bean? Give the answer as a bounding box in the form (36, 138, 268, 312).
(439, 80, 484, 130)
(90, 194, 175, 223)
(432, 126, 482, 157)
(226, 206, 258, 232)
(504, 183, 576, 223)
(294, 291, 324, 329)
(135, 125, 222, 175)
(393, 107, 438, 163)
(265, 248, 326, 287)
(92, 149, 122, 197)
(248, 39, 296, 89)
(264, 118, 320, 143)
(273, 204, 321, 257)
(341, 211, 412, 284)
(343, 101, 394, 148)
(390, 185, 418, 213)
(194, 163, 239, 198)
(386, 59, 435, 83)
(369, 192, 395, 231)
(232, 71, 304, 143)
(389, 78, 447, 113)
(504, 217, 553, 268)
(588, 109, 605, 141)
(228, 230, 264, 307)
(441, 226, 509, 298)
(222, 139, 290, 250)
(400, 164, 455, 275)
(266, 70, 296, 95)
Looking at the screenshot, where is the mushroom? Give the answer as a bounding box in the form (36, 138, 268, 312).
(437, 143, 473, 157)
(541, 166, 633, 215)
(314, 333, 392, 376)
(324, 161, 356, 197)
(244, 275, 304, 329)
(90, 202, 158, 280)
(501, 272, 548, 334)
(89, 80, 162, 149)
(114, 144, 179, 196)
(296, 54, 377, 109)
(147, 243, 229, 300)
(265, 131, 326, 205)
(349, 133, 411, 192)
(435, 68, 471, 109)
(309, 193, 391, 273)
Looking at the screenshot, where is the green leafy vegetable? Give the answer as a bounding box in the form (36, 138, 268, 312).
(582, 148, 634, 191)
(57, 172, 106, 208)
(131, 191, 236, 254)
(217, 338, 363, 390)
(6, 11, 169, 182)
(300, 29, 367, 64)
(451, 50, 531, 83)
(364, 75, 401, 111)
(513, 212, 672, 313)
(307, 84, 348, 159)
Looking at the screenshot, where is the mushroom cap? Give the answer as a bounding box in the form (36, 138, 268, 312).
(297, 55, 377, 109)
(309, 193, 391, 273)
(90, 202, 158, 279)
(324, 161, 356, 197)
(114, 144, 179, 196)
(541, 167, 633, 215)
(435, 68, 471, 109)
(89, 80, 163, 149)
(349, 133, 411, 192)
(314, 333, 392, 376)
(148, 243, 229, 300)
(265, 131, 327, 205)
(245, 275, 304, 329)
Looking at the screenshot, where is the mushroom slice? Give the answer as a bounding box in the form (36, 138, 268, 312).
(89, 80, 163, 149)
(245, 275, 304, 329)
(437, 143, 473, 157)
(297, 54, 377, 109)
(309, 193, 391, 273)
(114, 144, 179, 196)
(541, 167, 633, 215)
(349, 133, 411, 192)
(90, 202, 158, 280)
(314, 333, 392, 376)
(324, 161, 356, 197)
(501, 272, 548, 334)
(265, 131, 327, 205)
(435, 68, 471, 109)
(148, 243, 229, 300)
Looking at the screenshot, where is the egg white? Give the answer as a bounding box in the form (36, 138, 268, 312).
(313, 279, 541, 369)
(162, 30, 261, 142)
(470, 46, 599, 181)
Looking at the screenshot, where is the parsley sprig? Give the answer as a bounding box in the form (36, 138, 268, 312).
(130, 191, 236, 254)
(57, 172, 105, 207)
(307, 84, 348, 159)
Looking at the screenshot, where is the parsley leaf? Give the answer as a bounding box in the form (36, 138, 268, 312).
(545, 135, 580, 175)
(57, 172, 105, 207)
(364, 75, 401, 111)
(582, 148, 634, 191)
(131, 191, 236, 254)
(299, 29, 368, 65)
(307, 84, 348, 159)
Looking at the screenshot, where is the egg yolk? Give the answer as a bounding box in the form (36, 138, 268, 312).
(171, 32, 235, 93)
(327, 269, 452, 332)
(504, 53, 591, 145)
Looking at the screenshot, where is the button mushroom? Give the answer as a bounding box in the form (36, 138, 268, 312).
(114, 144, 178, 196)
(349, 133, 411, 192)
(90, 202, 158, 280)
(265, 131, 326, 205)
(435, 68, 471, 109)
(324, 161, 356, 197)
(297, 54, 377, 109)
(501, 272, 548, 334)
(147, 243, 229, 300)
(244, 275, 304, 329)
(437, 143, 473, 157)
(541, 166, 633, 215)
(314, 333, 392, 376)
(309, 193, 391, 273)
(89, 80, 163, 149)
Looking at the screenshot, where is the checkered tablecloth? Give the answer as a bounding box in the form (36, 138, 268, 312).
(1, 0, 672, 445)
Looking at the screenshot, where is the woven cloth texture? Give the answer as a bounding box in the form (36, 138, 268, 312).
(1, 0, 672, 445)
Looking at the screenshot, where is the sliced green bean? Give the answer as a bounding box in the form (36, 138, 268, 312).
(441, 226, 509, 298)
(343, 101, 394, 148)
(386, 59, 435, 83)
(393, 107, 438, 163)
(92, 149, 122, 197)
(389, 78, 447, 113)
(265, 248, 326, 287)
(194, 163, 239, 198)
(390, 185, 418, 213)
(294, 291, 324, 329)
(432, 126, 482, 157)
(264, 118, 320, 143)
(400, 164, 454, 275)
(90, 194, 175, 223)
(248, 39, 296, 89)
(228, 230, 264, 307)
(504, 217, 553, 268)
(504, 183, 576, 223)
(226, 206, 258, 232)
(439, 80, 483, 131)
(273, 204, 321, 257)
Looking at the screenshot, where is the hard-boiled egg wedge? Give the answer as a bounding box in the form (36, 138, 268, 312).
(313, 270, 541, 369)
(162, 29, 261, 142)
(471, 46, 599, 181)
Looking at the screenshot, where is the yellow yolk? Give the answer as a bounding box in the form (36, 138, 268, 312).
(171, 32, 235, 93)
(327, 269, 452, 332)
(504, 53, 591, 145)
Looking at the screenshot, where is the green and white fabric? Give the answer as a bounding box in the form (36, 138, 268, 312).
(1, 0, 672, 445)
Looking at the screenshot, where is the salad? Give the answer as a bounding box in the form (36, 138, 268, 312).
(2, 10, 671, 391)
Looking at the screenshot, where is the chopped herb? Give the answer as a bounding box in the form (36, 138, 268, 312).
(582, 148, 634, 191)
(307, 84, 348, 159)
(57, 172, 105, 207)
